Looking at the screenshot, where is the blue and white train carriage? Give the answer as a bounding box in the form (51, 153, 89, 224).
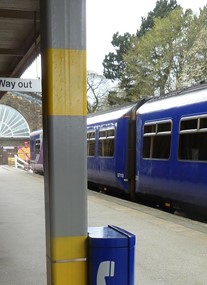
(87, 83, 207, 213)
(136, 84, 207, 211)
(87, 99, 148, 198)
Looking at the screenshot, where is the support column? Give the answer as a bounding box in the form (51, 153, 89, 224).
(40, 0, 87, 284)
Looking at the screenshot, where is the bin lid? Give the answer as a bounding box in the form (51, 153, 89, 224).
(88, 225, 136, 248)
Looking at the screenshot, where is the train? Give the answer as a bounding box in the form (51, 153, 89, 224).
(30, 83, 207, 214)
(30, 129, 44, 174)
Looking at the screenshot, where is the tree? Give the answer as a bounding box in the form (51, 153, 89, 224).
(103, 32, 133, 82)
(107, 88, 130, 107)
(87, 71, 111, 113)
(124, 5, 207, 97)
(177, 6, 207, 88)
(137, 0, 179, 38)
(102, 0, 179, 101)
(124, 7, 196, 98)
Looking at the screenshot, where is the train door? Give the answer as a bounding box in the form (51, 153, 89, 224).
(87, 128, 98, 183)
(97, 126, 116, 187)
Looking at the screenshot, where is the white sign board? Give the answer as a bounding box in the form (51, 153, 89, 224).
(0, 77, 41, 92)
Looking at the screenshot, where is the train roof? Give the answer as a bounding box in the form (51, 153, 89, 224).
(87, 103, 136, 125)
(137, 82, 207, 115)
(30, 129, 43, 136)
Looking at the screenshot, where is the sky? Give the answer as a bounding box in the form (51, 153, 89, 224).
(22, 0, 207, 79)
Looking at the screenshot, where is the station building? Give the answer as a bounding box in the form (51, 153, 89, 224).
(0, 91, 42, 164)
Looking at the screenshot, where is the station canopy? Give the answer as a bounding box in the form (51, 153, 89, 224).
(0, 1, 40, 98)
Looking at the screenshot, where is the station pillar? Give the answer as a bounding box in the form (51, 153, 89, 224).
(40, 0, 87, 284)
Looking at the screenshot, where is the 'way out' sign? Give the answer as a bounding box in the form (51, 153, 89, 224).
(0, 77, 41, 92)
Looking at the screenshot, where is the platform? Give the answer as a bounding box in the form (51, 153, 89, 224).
(0, 165, 207, 284)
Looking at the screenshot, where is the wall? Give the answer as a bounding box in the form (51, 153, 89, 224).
(0, 91, 42, 132)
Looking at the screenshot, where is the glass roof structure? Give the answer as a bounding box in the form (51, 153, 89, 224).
(0, 104, 30, 138)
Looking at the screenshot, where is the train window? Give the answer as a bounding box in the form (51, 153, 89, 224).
(107, 129, 115, 137)
(143, 136, 151, 158)
(98, 128, 115, 157)
(35, 139, 41, 155)
(87, 131, 96, 156)
(178, 133, 207, 161)
(199, 117, 207, 130)
(87, 132, 95, 139)
(88, 141, 95, 156)
(157, 122, 171, 133)
(143, 121, 172, 160)
(179, 116, 207, 161)
(144, 124, 156, 134)
(99, 130, 106, 138)
(99, 139, 114, 157)
(180, 118, 197, 131)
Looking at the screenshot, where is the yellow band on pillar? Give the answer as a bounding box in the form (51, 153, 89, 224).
(51, 236, 87, 260)
(44, 48, 87, 116)
(52, 261, 87, 285)
(51, 236, 87, 285)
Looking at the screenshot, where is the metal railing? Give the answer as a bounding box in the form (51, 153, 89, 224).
(14, 155, 30, 171)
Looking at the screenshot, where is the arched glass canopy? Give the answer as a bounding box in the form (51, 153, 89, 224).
(0, 105, 30, 138)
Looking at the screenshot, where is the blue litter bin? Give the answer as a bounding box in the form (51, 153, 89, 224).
(88, 225, 136, 285)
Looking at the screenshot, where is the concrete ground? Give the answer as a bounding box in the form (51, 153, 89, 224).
(0, 165, 207, 285)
